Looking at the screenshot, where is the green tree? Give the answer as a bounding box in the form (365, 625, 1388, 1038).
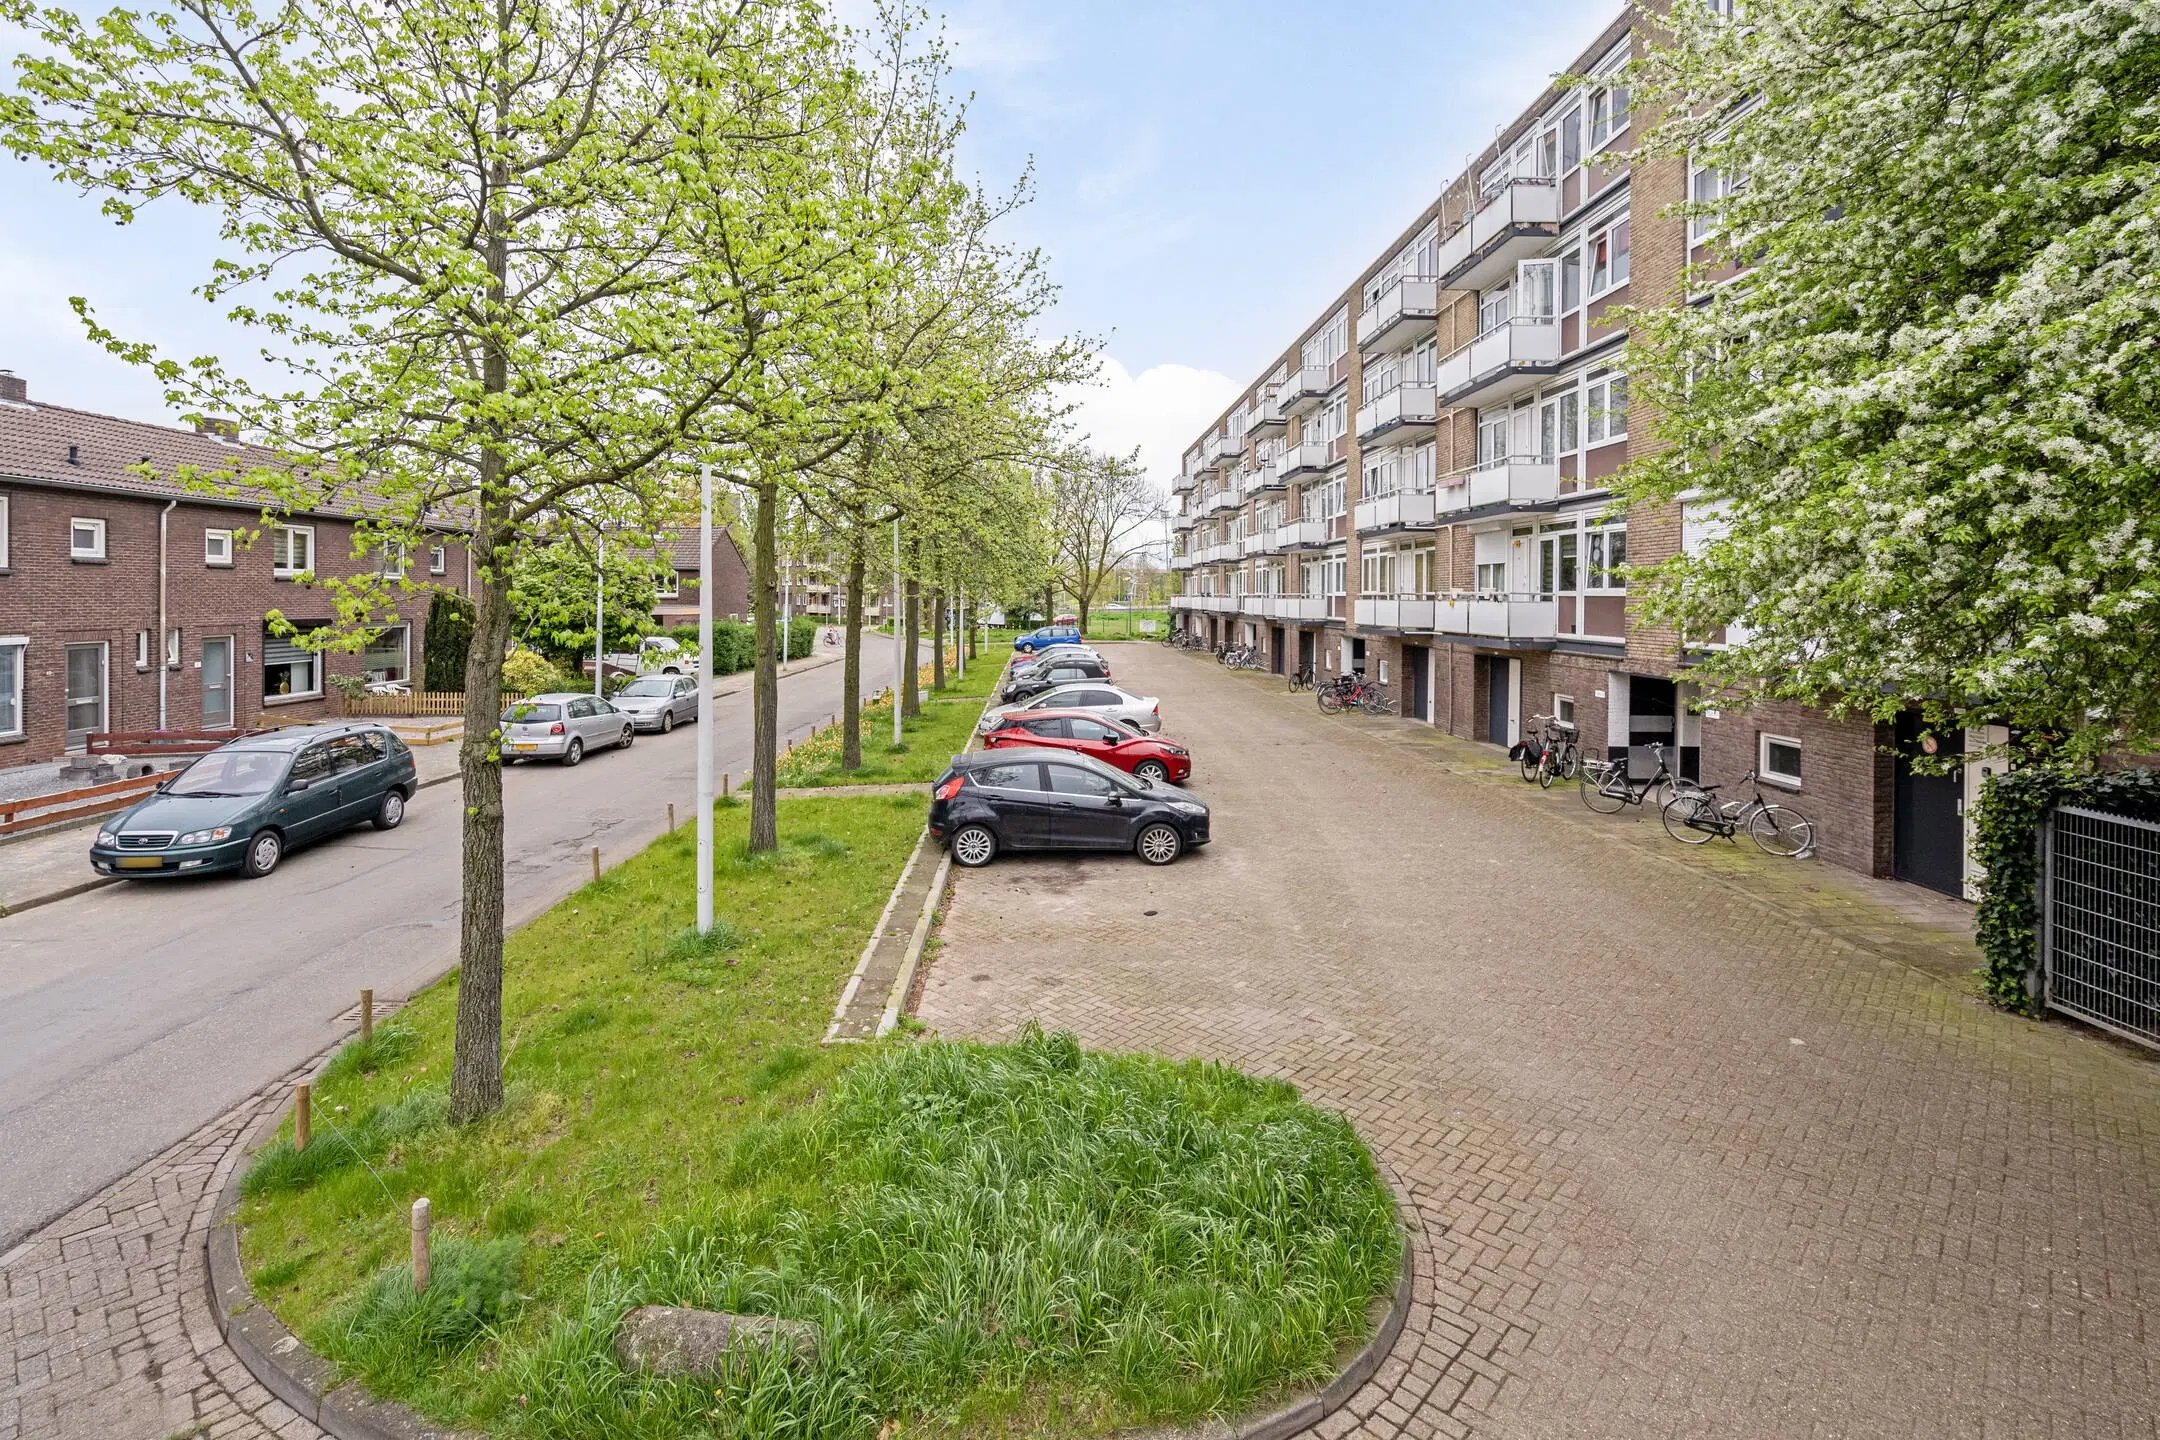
(509, 535, 665, 674)
(1044, 447, 1160, 634)
(1617, 0, 2160, 769)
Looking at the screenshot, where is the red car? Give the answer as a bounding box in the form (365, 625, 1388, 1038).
(982, 709, 1192, 785)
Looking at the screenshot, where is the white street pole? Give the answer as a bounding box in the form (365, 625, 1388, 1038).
(593, 529, 605, 698)
(696, 465, 715, 935)
(780, 541, 791, 677)
(892, 517, 903, 745)
(955, 589, 964, 679)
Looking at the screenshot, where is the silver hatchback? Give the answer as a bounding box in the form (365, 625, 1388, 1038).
(500, 692, 635, 766)
(978, 682, 1161, 736)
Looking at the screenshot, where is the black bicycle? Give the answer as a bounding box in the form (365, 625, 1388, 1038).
(1287, 664, 1315, 692)
(1511, 714, 1581, 788)
(1579, 743, 1684, 814)
(1660, 771, 1816, 856)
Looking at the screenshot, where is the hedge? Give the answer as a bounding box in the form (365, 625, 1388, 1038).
(662, 617, 818, 674)
(1973, 767, 2160, 1012)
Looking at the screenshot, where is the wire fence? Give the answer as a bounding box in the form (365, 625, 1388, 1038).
(2042, 805, 2160, 1051)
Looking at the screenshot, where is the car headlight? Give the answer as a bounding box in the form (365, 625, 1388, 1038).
(1160, 746, 1188, 756)
(96, 830, 117, 847)
(177, 826, 234, 846)
(1168, 801, 1206, 815)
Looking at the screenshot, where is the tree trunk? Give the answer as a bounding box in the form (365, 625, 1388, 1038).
(842, 531, 865, 771)
(902, 576, 921, 719)
(749, 476, 780, 853)
(930, 586, 946, 692)
(1043, 584, 1055, 626)
(450, 514, 515, 1124)
(965, 595, 976, 659)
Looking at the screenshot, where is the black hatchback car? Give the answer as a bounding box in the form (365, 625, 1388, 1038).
(89, 722, 419, 880)
(929, 748, 1209, 867)
(1000, 657, 1113, 703)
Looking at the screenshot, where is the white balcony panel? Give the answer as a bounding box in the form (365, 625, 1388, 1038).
(1248, 395, 1287, 437)
(1357, 278, 1439, 354)
(1435, 459, 1561, 515)
(1444, 181, 1563, 292)
(1172, 508, 1199, 530)
(1434, 594, 1560, 641)
(1269, 595, 1330, 621)
(1354, 598, 1440, 631)
(1240, 533, 1266, 556)
(1170, 595, 1198, 610)
(1353, 489, 1439, 532)
(1355, 383, 1437, 443)
(1238, 595, 1267, 616)
(1279, 365, 1331, 415)
(1275, 440, 1330, 481)
(1436, 320, 1562, 408)
(1202, 487, 1241, 515)
(1205, 433, 1240, 470)
(1268, 519, 1331, 551)
(1248, 459, 1284, 491)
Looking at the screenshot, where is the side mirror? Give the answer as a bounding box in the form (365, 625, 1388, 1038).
(1105, 792, 1125, 807)
(286, 777, 312, 793)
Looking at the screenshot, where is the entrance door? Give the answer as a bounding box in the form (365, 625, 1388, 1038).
(202, 636, 234, 730)
(1299, 630, 1316, 677)
(65, 643, 107, 749)
(1406, 646, 1430, 722)
(1894, 711, 1966, 895)
(1483, 657, 1512, 745)
(1627, 675, 1679, 780)
(1270, 626, 1285, 674)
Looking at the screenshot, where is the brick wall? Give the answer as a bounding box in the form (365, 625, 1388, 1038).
(1697, 702, 1890, 877)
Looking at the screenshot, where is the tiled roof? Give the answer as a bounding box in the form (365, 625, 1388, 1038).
(657, 523, 744, 570)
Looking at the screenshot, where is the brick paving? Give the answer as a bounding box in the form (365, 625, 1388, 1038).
(2, 1073, 321, 1440)
(918, 643, 2160, 1440)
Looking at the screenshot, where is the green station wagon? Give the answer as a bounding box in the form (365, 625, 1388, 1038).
(89, 723, 419, 880)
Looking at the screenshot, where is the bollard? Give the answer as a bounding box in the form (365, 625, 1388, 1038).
(411, 1197, 432, 1292)
(721, 773, 730, 799)
(591, 846, 601, 882)
(668, 802, 676, 832)
(295, 1083, 311, 1152)
(360, 988, 374, 1046)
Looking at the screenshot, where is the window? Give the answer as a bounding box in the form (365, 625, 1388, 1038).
(71, 517, 106, 561)
(429, 545, 447, 575)
(381, 543, 406, 580)
(1559, 392, 1580, 451)
(655, 569, 680, 598)
(1587, 216, 1631, 298)
(1475, 561, 1508, 595)
(271, 524, 314, 578)
(1760, 733, 1803, 788)
(205, 528, 234, 567)
(1691, 162, 1738, 243)
(0, 493, 10, 569)
(1539, 531, 1579, 594)
(1555, 693, 1576, 728)
(1478, 284, 1513, 336)
(1586, 526, 1629, 590)
(974, 761, 1043, 791)
(1587, 50, 1631, 151)
(1561, 250, 1581, 312)
(1559, 105, 1582, 172)
(135, 630, 152, 670)
(1070, 718, 1123, 744)
(166, 627, 181, 669)
(0, 637, 22, 738)
(289, 744, 332, 785)
(263, 625, 323, 699)
(1586, 374, 1630, 444)
(1046, 764, 1117, 797)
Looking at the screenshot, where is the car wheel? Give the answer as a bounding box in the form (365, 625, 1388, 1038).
(1136, 822, 1183, 866)
(950, 825, 998, 868)
(659, 709, 675, 734)
(619, 725, 634, 750)
(1133, 759, 1170, 784)
(240, 829, 283, 879)
(562, 738, 584, 767)
(373, 789, 407, 831)
(1017, 642, 1034, 653)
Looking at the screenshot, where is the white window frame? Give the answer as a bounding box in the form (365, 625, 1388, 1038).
(135, 629, 152, 671)
(0, 493, 10, 569)
(1586, 46, 1631, 154)
(1586, 214, 1632, 301)
(166, 627, 182, 669)
(1554, 693, 1576, 728)
(380, 541, 407, 580)
(204, 528, 234, 567)
(1585, 524, 1629, 592)
(655, 568, 681, 599)
(1586, 372, 1630, 446)
(429, 545, 447, 575)
(272, 524, 314, 579)
(1690, 160, 1737, 244)
(71, 516, 107, 561)
(0, 636, 23, 739)
(1760, 732, 1804, 789)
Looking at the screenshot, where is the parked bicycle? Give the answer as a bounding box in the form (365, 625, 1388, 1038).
(1511, 714, 1580, 788)
(1317, 674, 1393, 716)
(1217, 643, 1264, 670)
(1579, 743, 1684, 815)
(1659, 771, 1815, 856)
(1287, 664, 1315, 692)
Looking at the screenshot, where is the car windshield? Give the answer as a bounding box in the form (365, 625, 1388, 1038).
(617, 678, 674, 698)
(165, 749, 287, 798)
(502, 702, 561, 723)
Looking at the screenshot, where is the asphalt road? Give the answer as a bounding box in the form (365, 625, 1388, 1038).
(0, 648, 925, 1250)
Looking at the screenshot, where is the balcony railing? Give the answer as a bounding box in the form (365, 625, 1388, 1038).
(1353, 484, 1439, 532)
(1279, 365, 1330, 415)
(1435, 456, 1561, 516)
(1202, 485, 1241, 515)
(1436, 179, 1562, 292)
(1169, 551, 1196, 570)
(1268, 518, 1331, 550)
(1247, 392, 1287, 438)
(1436, 318, 1562, 409)
(1355, 381, 1437, 444)
(1172, 506, 1199, 530)
(1176, 459, 1201, 492)
(1354, 596, 1440, 632)
(1434, 591, 1560, 642)
(1240, 532, 1267, 556)
(1205, 432, 1239, 470)
(1275, 439, 1329, 483)
(1238, 594, 1268, 615)
(1356, 278, 1439, 354)
(1264, 594, 1330, 621)
(1247, 458, 1284, 492)
(1170, 594, 1198, 610)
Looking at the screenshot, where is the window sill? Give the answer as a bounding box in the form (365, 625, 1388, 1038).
(262, 691, 325, 707)
(206, 561, 234, 569)
(1759, 773, 1804, 792)
(71, 556, 109, 565)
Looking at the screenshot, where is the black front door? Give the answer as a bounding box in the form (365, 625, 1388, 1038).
(1299, 631, 1316, 676)
(1894, 711, 1965, 895)
(1627, 676, 1686, 780)
(1406, 647, 1430, 722)
(1483, 658, 1510, 746)
(1270, 626, 1285, 673)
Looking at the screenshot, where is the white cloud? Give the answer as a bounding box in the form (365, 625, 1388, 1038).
(1060, 354, 1237, 498)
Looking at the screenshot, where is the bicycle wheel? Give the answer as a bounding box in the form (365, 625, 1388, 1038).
(1661, 793, 1719, 844)
(1359, 691, 1391, 716)
(1581, 766, 1626, 814)
(1559, 743, 1580, 780)
(1537, 752, 1558, 789)
(1519, 748, 1540, 782)
(1749, 804, 1814, 857)
(1317, 689, 1344, 714)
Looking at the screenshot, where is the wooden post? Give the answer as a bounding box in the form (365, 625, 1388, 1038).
(668, 802, 676, 832)
(721, 772, 729, 799)
(411, 1198, 431, 1292)
(359, 989, 374, 1046)
(591, 846, 601, 882)
(294, 1083, 311, 1152)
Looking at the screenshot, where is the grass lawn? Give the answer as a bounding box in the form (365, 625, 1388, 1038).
(777, 672, 998, 789)
(1081, 611, 1168, 642)
(234, 791, 1402, 1440)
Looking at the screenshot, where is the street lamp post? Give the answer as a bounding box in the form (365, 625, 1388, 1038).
(696, 464, 715, 935)
(892, 518, 903, 745)
(592, 528, 605, 698)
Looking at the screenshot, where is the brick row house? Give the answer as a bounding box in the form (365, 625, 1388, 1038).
(1169, 3, 1988, 897)
(0, 372, 471, 764)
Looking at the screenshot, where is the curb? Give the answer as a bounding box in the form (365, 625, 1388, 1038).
(876, 849, 952, 1038)
(1233, 1225, 1415, 1440)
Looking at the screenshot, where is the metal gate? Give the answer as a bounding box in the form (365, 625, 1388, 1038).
(2042, 805, 2160, 1050)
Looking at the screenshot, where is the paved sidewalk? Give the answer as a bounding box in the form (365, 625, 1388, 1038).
(918, 644, 2160, 1440)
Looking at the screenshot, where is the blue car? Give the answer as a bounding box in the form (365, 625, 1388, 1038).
(1012, 624, 1082, 654)
(89, 722, 419, 880)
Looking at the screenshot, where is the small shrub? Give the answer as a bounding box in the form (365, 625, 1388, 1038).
(554, 1002, 609, 1037)
(320, 1025, 422, 1086)
(500, 647, 560, 697)
(322, 1236, 524, 1376)
(240, 1089, 451, 1197)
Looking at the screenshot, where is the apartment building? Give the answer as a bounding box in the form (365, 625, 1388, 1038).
(0, 371, 470, 763)
(1169, 5, 1984, 897)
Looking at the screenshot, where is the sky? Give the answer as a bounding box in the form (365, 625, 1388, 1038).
(0, 0, 1620, 498)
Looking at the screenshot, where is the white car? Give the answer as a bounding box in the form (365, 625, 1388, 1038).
(499, 693, 635, 766)
(601, 636, 699, 676)
(978, 682, 1161, 736)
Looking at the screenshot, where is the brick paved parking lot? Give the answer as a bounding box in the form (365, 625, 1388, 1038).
(919, 643, 2160, 1440)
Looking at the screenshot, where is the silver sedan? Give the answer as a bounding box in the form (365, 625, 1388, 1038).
(978, 682, 1162, 736)
(609, 673, 701, 733)
(499, 692, 635, 766)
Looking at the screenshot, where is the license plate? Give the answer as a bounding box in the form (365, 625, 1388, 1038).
(509, 742, 537, 751)
(117, 857, 164, 870)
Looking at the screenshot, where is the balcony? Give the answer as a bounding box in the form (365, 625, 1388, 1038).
(1205, 432, 1240, 471)
(1247, 458, 1284, 494)
(1202, 485, 1241, 516)
(1436, 318, 1562, 409)
(1170, 595, 1198, 611)
(1238, 594, 1267, 616)
(1278, 365, 1330, 415)
(1355, 381, 1437, 445)
(1434, 592, 1560, 643)
(1247, 392, 1287, 439)
(1436, 179, 1562, 293)
(1268, 519, 1331, 551)
(1172, 506, 1199, 531)
(1265, 594, 1330, 622)
(1169, 551, 1196, 571)
(1434, 457, 1561, 517)
(1354, 486, 1438, 532)
(1275, 439, 1329, 483)
(1355, 596, 1440, 632)
(1240, 532, 1267, 557)
(1357, 278, 1439, 354)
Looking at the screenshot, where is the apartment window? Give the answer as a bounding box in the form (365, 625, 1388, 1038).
(655, 569, 681, 598)
(205, 528, 234, 567)
(1760, 733, 1803, 788)
(1586, 373, 1630, 444)
(1360, 549, 1397, 597)
(272, 524, 314, 578)
(1587, 50, 1631, 152)
(1587, 216, 1631, 298)
(1477, 412, 1509, 465)
(264, 625, 323, 699)
(1409, 544, 1437, 596)
(1559, 105, 1582, 172)
(71, 517, 107, 561)
(166, 627, 182, 669)
(1690, 162, 1738, 243)
(135, 629, 152, 670)
(1479, 284, 1513, 336)
(1559, 392, 1580, 451)
(429, 544, 447, 575)
(0, 636, 22, 739)
(0, 493, 10, 569)
(1539, 529, 1579, 594)
(380, 542, 406, 580)
(1560, 250, 1582, 313)
(1475, 561, 1508, 595)
(1554, 693, 1576, 728)
(1587, 526, 1629, 590)
(1538, 399, 1559, 463)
